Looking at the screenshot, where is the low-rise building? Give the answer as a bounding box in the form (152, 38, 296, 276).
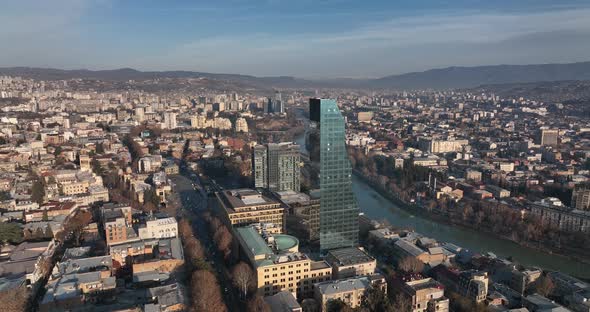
(325, 247, 376, 279)
(215, 189, 285, 232)
(314, 274, 387, 311)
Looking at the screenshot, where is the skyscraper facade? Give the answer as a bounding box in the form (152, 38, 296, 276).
(309, 98, 359, 252)
(252, 143, 300, 192)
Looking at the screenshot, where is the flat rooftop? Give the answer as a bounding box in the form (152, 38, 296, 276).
(327, 247, 375, 266)
(217, 189, 279, 211)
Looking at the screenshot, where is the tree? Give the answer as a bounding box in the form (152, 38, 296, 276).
(31, 180, 45, 205)
(534, 275, 555, 297)
(326, 299, 354, 312)
(398, 256, 424, 273)
(191, 270, 227, 312)
(213, 225, 233, 259)
(232, 261, 255, 299)
(64, 211, 93, 246)
(0, 222, 23, 244)
(0, 285, 29, 312)
(390, 294, 411, 312)
(42, 210, 49, 221)
(361, 287, 393, 312)
(247, 295, 271, 312)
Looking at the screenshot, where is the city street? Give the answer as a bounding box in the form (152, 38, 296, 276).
(170, 169, 242, 312)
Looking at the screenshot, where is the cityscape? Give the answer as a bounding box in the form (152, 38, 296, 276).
(1, 1, 590, 312)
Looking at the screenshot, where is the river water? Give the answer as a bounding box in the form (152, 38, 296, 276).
(294, 129, 588, 278)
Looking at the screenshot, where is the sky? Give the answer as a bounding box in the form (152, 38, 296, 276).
(1, 0, 590, 78)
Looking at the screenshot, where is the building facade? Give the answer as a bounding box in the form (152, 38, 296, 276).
(309, 98, 359, 253)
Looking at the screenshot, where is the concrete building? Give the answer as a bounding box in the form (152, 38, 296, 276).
(264, 291, 303, 312)
(163, 111, 177, 130)
(538, 129, 559, 147)
(235, 226, 332, 298)
(276, 190, 320, 241)
(235, 117, 248, 133)
(325, 247, 376, 279)
(418, 137, 469, 154)
(314, 275, 386, 311)
(572, 184, 590, 211)
(252, 143, 301, 192)
(215, 189, 286, 232)
(400, 277, 449, 312)
(138, 216, 178, 240)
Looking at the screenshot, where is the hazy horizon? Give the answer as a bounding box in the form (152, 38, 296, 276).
(2, 0, 590, 78)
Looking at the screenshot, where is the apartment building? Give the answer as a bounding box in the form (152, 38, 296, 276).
(399, 277, 449, 312)
(314, 275, 387, 311)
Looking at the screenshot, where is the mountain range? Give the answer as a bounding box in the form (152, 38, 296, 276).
(1, 61, 589, 90)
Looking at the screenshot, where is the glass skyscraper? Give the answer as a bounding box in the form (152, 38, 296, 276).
(309, 98, 359, 253)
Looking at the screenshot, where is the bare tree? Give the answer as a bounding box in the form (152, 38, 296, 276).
(0, 286, 29, 312)
(390, 294, 411, 312)
(191, 270, 227, 312)
(535, 275, 555, 297)
(397, 256, 424, 273)
(213, 226, 233, 259)
(232, 261, 255, 299)
(247, 295, 271, 312)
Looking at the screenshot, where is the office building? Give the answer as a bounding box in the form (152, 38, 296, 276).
(252, 143, 301, 192)
(234, 226, 332, 298)
(309, 98, 359, 253)
(214, 189, 285, 232)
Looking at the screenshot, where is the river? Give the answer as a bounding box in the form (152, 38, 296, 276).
(294, 127, 588, 278)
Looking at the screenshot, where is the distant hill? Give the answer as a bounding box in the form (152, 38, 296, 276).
(2, 61, 590, 89)
(369, 62, 590, 89)
(0, 67, 308, 88)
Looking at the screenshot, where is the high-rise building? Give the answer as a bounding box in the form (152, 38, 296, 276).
(163, 111, 177, 129)
(253, 145, 268, 189)
(252, 143, 300, 192)
(572, 184, 590, 210)
(235, 117, 249, 133)
(275, 91, 284, 114)
(309, 98, 359, 253)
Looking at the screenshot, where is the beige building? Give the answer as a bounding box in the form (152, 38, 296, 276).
(400, 278, 449, 312)
(138, 216, 178, 240)
(235, 226, 332, 299)
(314, 275, 387, 311)
(419, 137, 469, 154)
(325, 247, 376, 279)
(215, 189, 286, 232)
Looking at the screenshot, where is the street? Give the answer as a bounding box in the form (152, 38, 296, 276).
(170, 168, 242, 312)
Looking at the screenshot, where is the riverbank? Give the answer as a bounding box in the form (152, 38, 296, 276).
(352, 171, 590, 276)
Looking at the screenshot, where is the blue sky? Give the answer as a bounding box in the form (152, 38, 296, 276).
(1, 0, 590, 78)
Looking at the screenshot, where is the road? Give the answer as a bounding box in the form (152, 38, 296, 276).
(170, 168, 242, 312)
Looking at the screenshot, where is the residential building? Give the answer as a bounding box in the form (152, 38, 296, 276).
(314, 274, 387, 311)
(400, 277, 449, 312)
(138, 216, 178, 240)
(572, 184, 590, 211)
(252, 143, 301, 192)
(264, 291, 303, 312)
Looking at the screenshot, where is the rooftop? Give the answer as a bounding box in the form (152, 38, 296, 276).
(326, 247, 375, 267)
(316, 276, 371, 296)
